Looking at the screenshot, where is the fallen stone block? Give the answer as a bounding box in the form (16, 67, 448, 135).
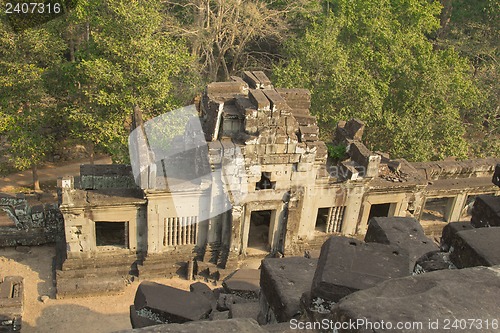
(190, 282, 216, 310)
(471, 195, 500, 227)
(262, 89, 289, 112)
(364, 217, 438, 272)
(0, 276, 23, 333)
(217, 293, 254, 312)
(331, 266, 500, 333)
(222, 269, 260, 299)
(56, 276, 126, 299)
(252, 71, 273, 89)
(206, 81, 246, 95)
(190, 282, 215, 299)
(249, 89, 270, 111)
(116, 318, 268, 333)
(265, 322, 318, 333)
(260, 257, 317, 322)
(298, 291, 334, 325)
(133, 281, 211, 327)
(311, 236, 409, 302)
(414, 250, 456, 273)
(449, 227, 500, 268)
(229, 301, 260, 321)
(344, 118, 365, 141)
(493, 164, 500, 186)
(130, 305, 160, 329)
(209, 310, 229, 321)
(440, 222, 475, 251)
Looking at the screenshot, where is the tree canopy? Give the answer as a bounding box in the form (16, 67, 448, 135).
(0, 0, 498, 190)
(273, 0, 482, 161)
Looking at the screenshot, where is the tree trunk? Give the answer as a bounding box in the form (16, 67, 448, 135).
(32, 163, 40, 192)
(87, 141, 95, 165)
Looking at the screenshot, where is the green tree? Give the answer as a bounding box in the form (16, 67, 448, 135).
(47, 0, 200, 163)
(436, 0, 499, 158)
(0, 18, 65, 190)
(273, 0, 480, 161)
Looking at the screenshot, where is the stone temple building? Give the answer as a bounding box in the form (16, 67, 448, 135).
(56, 72, 500, 298)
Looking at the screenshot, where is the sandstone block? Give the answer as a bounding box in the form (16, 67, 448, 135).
(260, 257, 317, 322)
(449, 227, 500, 268)
(223, 269, 260, 299)
(133, 281, 211, 326)
(331, 266, 500, 333)
(311, 237, 409, 302)
(471, 195, 500, 227)
(364, 217, 438, 272)
(118, 318, 268, 333)
(440, 222, 474, 251)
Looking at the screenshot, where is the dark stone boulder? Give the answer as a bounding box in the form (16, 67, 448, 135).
(130, 305, 159, 329)
(471, 195, 500, 228)
(217, 293, 255, 312)
(331, 266, 500, 333)
(190, 282, 216, 304)
(311, 236, 409, 302)
(440, 222, 475, 251)
(223, 269, 260, 299)
(414, 250, 456, 273)
(132, 281, 212, 328)
(260, 257, 317, 322)
(449, 227, 500, 268)
(493, 164, 500, 187)
(116, 318, 268, 333)
(209, 310, 229, 321)
(229, 302, 260, 321)
(0, 276, 23, 333)
(364, 217, 438, 271)
(265, 322, 318, 333)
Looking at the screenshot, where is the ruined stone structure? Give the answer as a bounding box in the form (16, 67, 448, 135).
(56, 72, 500, 297)
(0, 194, 63, 247)
(0, 276, 23, 332)
(124, 164, 500, 332)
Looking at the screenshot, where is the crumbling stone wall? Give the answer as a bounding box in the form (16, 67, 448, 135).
(0, 194, 63, 247)
(55, 73, 500, 299)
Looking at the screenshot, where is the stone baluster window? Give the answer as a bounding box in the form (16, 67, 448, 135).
(163, 216, 198, 246)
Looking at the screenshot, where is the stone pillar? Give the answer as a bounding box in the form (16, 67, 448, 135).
(207, 214, 222, 244)
(341, 184, 365, 235)
(147, 202, 162, 254)
(283, 187, 304, 254)
(445, 193, 467, 222)
(230, 205, 243, 254)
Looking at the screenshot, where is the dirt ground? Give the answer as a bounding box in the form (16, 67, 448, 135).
(0, 245, 215, 333)
(0, 156, 112, 193)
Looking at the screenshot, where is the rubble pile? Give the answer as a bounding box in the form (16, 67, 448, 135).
(123, 164, 500, 332)
(0, 276, 23, 333)
(0, 194, 63, 247)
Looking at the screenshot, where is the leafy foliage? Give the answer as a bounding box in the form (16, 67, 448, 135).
(326, 143, 347, 161)
(274, 0, 481, 161)
(0, 17, 65, 188)
(49, 0, 200, 163)
(436, 0, 499, 158)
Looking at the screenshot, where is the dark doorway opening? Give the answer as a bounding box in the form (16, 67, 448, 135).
(368, 203, 391, 221)
(248, 210, 272, 251)
(95, 221, 127, 247)
(315, 208, 330, 233)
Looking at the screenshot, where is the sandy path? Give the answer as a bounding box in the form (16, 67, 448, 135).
(0, 156, 112, 192)
(0, 245, 204, 333)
